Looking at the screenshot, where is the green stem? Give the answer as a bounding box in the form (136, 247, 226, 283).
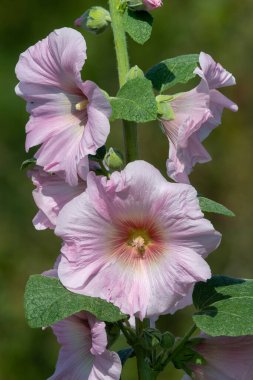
(161, 324, 198, 368)
(135, 319, 158, 380)
(108, 0, 138, 163)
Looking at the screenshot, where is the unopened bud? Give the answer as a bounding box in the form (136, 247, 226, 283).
(126, 65, 145, 81)
(143, 0, 163, 10)
(104, 148, 124, 171)
(127, 0, 163, 11)
(74, 7, 111, 35)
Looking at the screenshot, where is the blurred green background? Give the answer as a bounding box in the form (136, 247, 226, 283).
(1, 0, 252, 378)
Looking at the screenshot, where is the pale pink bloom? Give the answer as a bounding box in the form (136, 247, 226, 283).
(55, 161, 221, 319)
(28, 166, 85, 230)
(15, 28, 111, 186)
(143, 0, 163, 10)
(163, 52, 238, 183)
(48, 312, 121, 380)
(182, 335, 253, 380)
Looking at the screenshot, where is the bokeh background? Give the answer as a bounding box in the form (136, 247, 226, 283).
(1, 0, 252, 378)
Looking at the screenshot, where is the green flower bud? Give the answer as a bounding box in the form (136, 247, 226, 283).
(161, 331, 175, 350)
(104, 148, 124, 171)
(75, 7, 111, 35)
(126, 65, 145, 81)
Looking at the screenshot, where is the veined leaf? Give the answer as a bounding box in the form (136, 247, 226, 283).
(25, 275, 127, 328)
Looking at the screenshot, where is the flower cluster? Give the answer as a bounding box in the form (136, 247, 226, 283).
(15, 14, 249, 380)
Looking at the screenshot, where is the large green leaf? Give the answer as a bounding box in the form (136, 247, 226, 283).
(146, 54, 199, 92)
(123, 9, 153, 45)
(198, 196, 235, 217)
(192, 276, 253, 336)
(110, 77, 157, 123)
(25, 275, 127, 328)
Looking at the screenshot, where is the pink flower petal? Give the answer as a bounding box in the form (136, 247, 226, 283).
(28, 166, 85, 229)
(15, 28, 86, 92)
(15, 28, 111, 186)
(49, 312, 121, 380)
(183, 335, 253, 380)
(197, 52, 236, 89)
(89, 352, 122, 380)
(56, 161, 221, 319)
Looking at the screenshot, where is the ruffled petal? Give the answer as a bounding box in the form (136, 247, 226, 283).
(89, 351, 122, 380)
(56, 161, 220, 319)
(196, 52, 236, 89)
(49, 313, 94, 380)
(28, 167, 85, 229)
(35, 126, 85, 186)
(166, 117, 212, 183)
(15, 27, 86, 93)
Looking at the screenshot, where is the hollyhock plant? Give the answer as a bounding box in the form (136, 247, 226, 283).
(28, 166, 85, 230)
(161, 52, 238, 183)
(49, 311, 121, 380)
(17, 2, 248, 379)
(55, 160, 221, 319)
(15, 27, 111, 186)
(182, 335, 253, 380)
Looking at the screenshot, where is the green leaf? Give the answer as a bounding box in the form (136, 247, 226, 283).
(198, 196, 235, 217)
(110, 77, 157, 123)
(146, 54, 199, 92)
(20, 158, 36, 170)
(192, 276, 253, 336)
(25, 275, 127, 328)
(123, 10, 153, 45)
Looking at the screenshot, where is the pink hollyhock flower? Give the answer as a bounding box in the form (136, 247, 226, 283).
(182, 335, 253, 380)
(15, 28, 111, 186)
(162, 52, 238, 183)
(49, 311, 121, 380)
(28, 166, 85, 230)
(143, 0, 163, 10)
(55, 161, 221, 319)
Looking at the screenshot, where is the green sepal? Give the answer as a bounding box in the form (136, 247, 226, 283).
(126, 65, 145, 81)
(156, 95, 175, 120)
(20, 158, 36, 170)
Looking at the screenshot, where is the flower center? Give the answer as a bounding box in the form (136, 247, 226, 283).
(128, 229, 151, 255)
(75, 99, 89, 111)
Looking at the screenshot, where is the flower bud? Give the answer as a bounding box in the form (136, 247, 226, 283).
(127, 0, 163, 11)
(126, 65, 145, 81)
(74, 7, 111, 35)
(104, 148, 124, 171)
(143, 0, 163, 10)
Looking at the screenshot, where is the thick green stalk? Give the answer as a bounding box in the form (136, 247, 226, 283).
(135, 318, 158, 380)
(108, 0, 138, 163)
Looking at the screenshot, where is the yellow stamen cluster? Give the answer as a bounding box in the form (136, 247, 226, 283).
(128, 229, 150, 255)
(75, 99, 89, 111)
